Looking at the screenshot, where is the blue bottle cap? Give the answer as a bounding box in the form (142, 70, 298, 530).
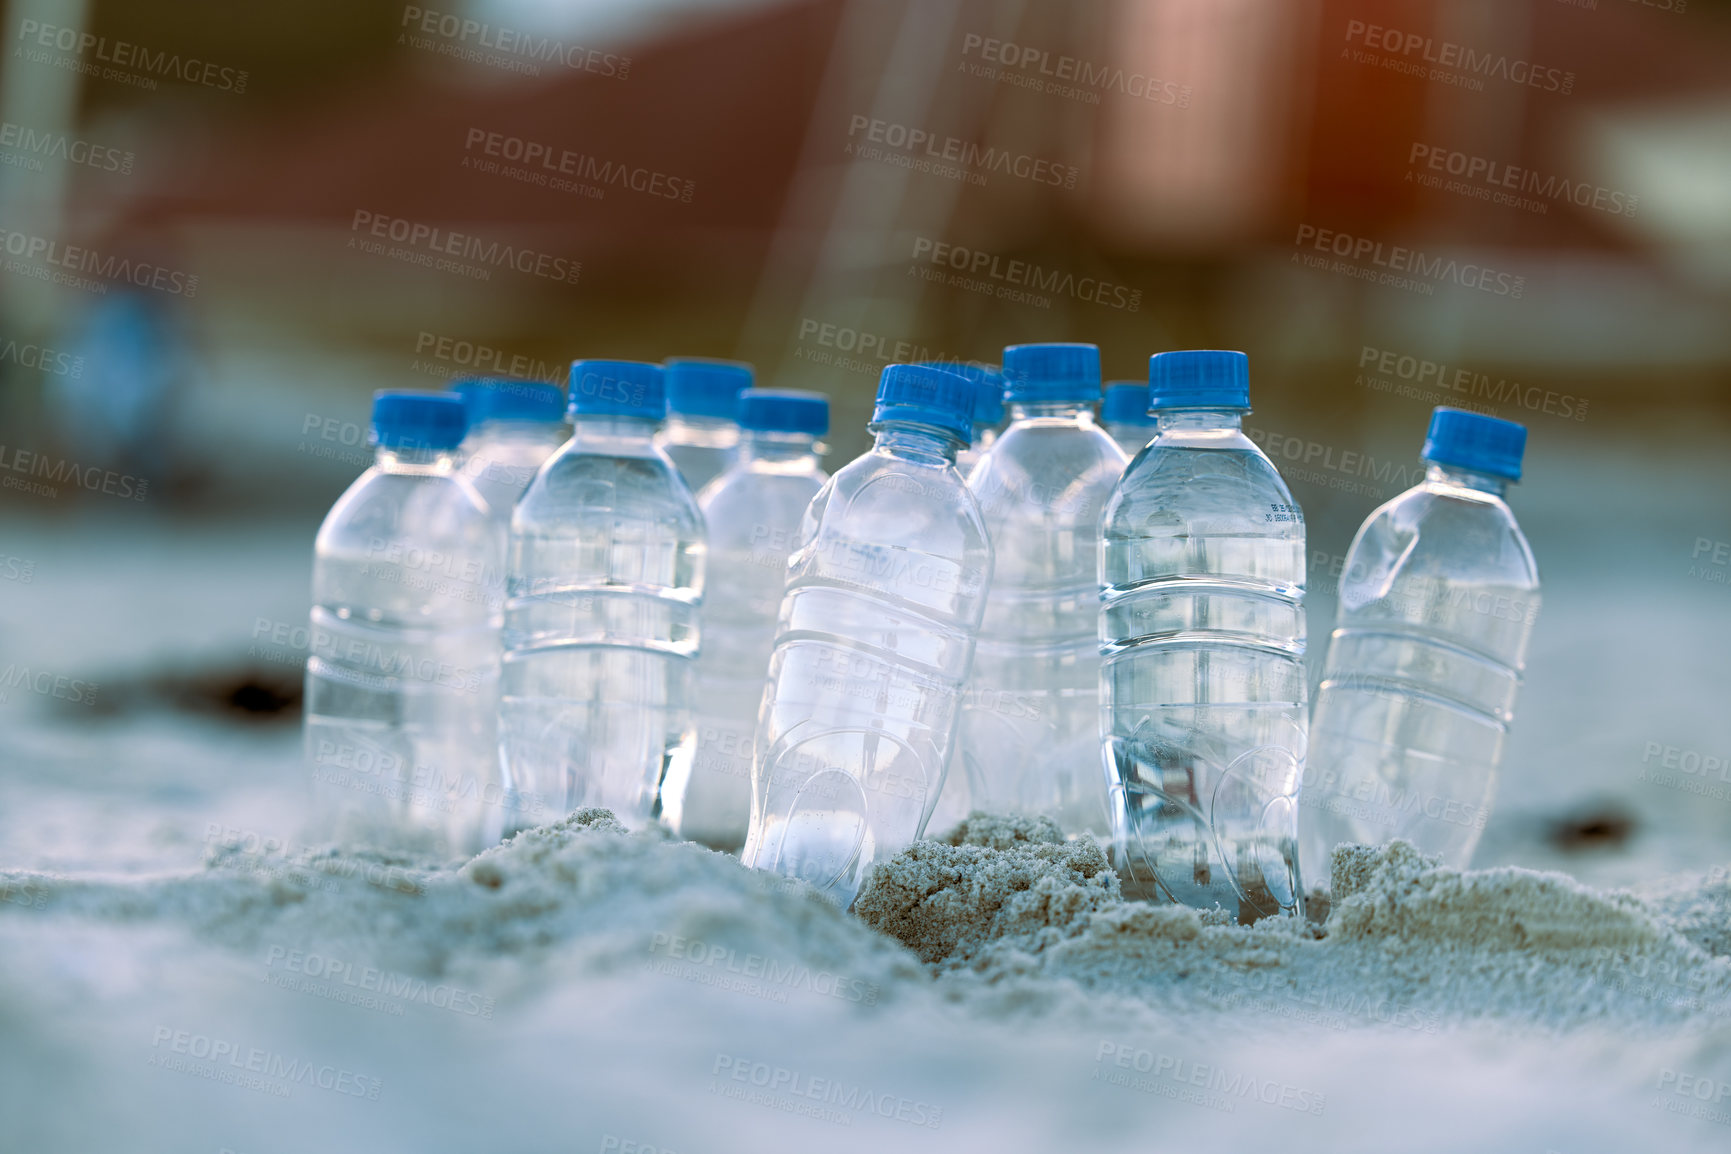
(568, 360, 665, 420)
(370, 390, 467, 451)
(1147, 350, 1250, 410)
(920, 361, 1005, 428)
(871, 364, 975, 442)
(1422, 407, 1527, 482)
(738, 388, 829, 436)
(452, 377, 566, 426)
(1102, 381, 1157, 426)
(664, 358, 753, 420)
(1002, 343, 1101, 404)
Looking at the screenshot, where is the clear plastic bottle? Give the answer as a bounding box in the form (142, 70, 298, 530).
(944, 362, 1005, 478)
(1299, 408, 1539, 882)
(655, 358, 751, 492)
(1099, 351, 1307, 921)
(304, 391, 504, 856)
(665, 389, 831, 852)
(453, 378, 568, 523)
(502, 360, 705, 834)
(1102, 380, 1158, 462)
(950, 344, 1125, 842)
(741, 364, 990, 907)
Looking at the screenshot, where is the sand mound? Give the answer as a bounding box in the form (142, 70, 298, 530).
(1326, 840, 1679, 952)
(1635, 868, 1731, 959)
(857, 831, 1731, 1032)
(0, 808, 925, 998)
(5, 813, 1730, 1034)
(853, 812, 1120, 965)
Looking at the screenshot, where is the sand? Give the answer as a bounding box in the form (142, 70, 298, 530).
(6, 807, 1728, 1035)
(4, 808, 1731, 1152)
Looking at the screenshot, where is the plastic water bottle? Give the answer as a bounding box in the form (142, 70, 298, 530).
(1102, 380, 1158, 461)
(453, 378, 567, 522)
(741, 364, 989, 907)
(951, 344, 1125, 842)
(1299, 408, 1539, 882)
(925, 358, 1000, 835)
(1099, 351, 1307, 920)
(946, 362, 1005, 477)
(665, 389, 830, 852)
(502, 361, 705, 833)
(656, 358, 751, 492)
(304, 391, 504, 856)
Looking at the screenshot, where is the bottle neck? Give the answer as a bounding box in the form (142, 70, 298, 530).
(1007, 399, 1094, 422)
(738, 429, 822, 465)
(471, 418, 566, 443)
(1155, 408, 1245, 432)
(871, 424, 961, 466)
(1426, 462, 1509, 497)
(573, 413, 659, 439)
(376, 445, 459, 472)
(664, 412, 736, 435)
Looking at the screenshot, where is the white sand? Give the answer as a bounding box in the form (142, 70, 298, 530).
(4, 809, 1731, 1152)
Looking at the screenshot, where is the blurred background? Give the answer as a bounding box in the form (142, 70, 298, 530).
(1, 0, 1728, 886)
